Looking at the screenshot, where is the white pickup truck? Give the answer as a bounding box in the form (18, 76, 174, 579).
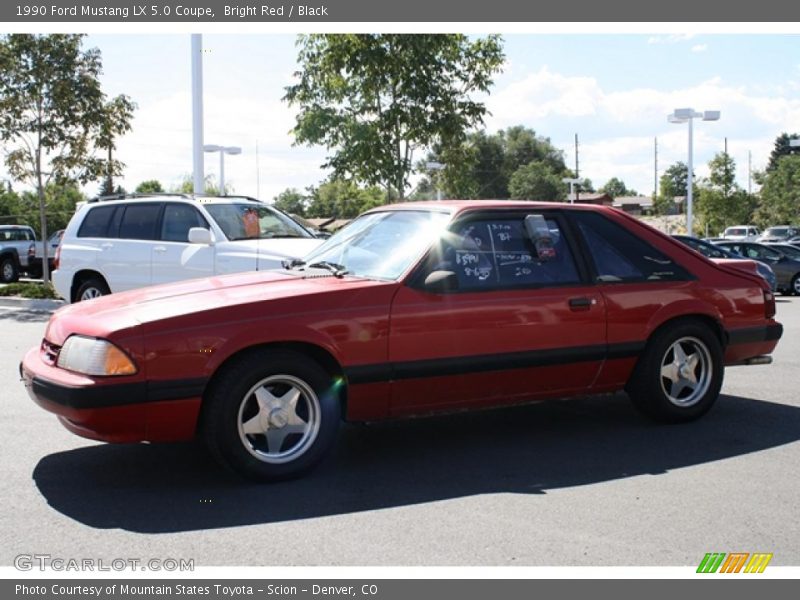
(0, 225, 65, 283)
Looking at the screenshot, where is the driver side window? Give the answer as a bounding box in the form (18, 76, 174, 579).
(434, 216, 580, 291)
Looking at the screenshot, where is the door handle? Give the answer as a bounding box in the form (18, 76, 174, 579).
(568, 297, 593, 310)
(153, 246, 167, 253)
(100, 242, 113, 249)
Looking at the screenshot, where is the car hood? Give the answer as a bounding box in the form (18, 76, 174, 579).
(45, 270, 391, 345)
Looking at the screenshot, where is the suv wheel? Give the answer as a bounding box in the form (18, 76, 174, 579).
(1, 257, 19, 284)
(75, 277, 110, 302)
(202, 350, 341, 482)
(626, 321, 723, 423)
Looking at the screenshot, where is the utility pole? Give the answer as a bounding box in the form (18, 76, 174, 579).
(574, 133, 580, 203)
(748, 150, 752, 195)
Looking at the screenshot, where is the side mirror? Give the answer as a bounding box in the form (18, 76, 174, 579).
(524, 214, 556, 261)
(188, 227, 214, 245)
(423, 270, 459, 293)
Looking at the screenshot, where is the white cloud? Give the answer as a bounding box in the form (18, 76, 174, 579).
(484, 68, 800, 196)
(487, 66, 603, 124)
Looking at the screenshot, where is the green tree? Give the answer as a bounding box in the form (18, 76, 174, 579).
(0, 34, 134, 285)
(754, 155, 800, 226)
(306, 180, 386, 218)
(135, 179, 164, 194)
(427, 126, 568, 199)
(285, 34, 505, 198)
(766, 132, 800, 173)
(273, 188, 308, 217)
(96, 95, 136, 195)
(600, 177, 637, 198)
(174, 174, 228, 196)
(508, 162, 566, 202)
(695, 152, 756, 236)
(661, 162, 691, 197)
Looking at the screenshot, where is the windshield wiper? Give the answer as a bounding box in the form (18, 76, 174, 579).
(306, 261, 349, 278)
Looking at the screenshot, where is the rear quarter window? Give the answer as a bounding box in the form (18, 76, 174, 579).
(77, 206, 118, 238)
(572, 211, 691, 283)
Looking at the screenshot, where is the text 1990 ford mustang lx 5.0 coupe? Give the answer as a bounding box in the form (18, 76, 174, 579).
(21, 201, 782, 480)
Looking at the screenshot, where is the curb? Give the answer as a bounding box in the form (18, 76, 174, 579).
(0, 297, 65, 312)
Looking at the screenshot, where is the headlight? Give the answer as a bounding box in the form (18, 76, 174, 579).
(56, 335, 138, 376)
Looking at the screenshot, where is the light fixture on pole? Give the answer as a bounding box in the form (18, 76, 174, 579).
(425, 161, 445, 201)
(203, 145, 242, 195)
(562, 177, 581, 203)
(667, 108, 720, 235)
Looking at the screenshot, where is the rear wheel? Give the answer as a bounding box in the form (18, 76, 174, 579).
(1, 257, 19, 284)
(202, 350, 341, 481)
(75, 277, 110, 302)
(627, 321, 723, 423)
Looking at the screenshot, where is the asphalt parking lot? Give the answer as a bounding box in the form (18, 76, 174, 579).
(2, 297, 799, 567)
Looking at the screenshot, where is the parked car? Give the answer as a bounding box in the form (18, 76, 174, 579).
(672, 235, 777, 291)
(0, 224, 38, 283)
(714, 241, 800, 295)
(721, 225, 760, 241)
(52, 194, 323, 302)
(26, 228, 65, 279)
(763, 243, 800, 262)
(757, 226, 799, 243)
(22, 201, 782, 481)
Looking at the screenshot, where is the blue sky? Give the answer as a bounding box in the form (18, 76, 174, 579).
(7, 33, 800, 200)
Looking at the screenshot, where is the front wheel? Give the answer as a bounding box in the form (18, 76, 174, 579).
(202, 350, 341, 481)
(791, 274, 800, 296)
(626, 321, 723, 423)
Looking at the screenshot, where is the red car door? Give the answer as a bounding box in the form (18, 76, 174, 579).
(387, 210, 607, 416)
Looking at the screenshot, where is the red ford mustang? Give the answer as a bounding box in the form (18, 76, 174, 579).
(21, 201, 782, 480)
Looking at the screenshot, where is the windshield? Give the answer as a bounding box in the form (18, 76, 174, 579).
(204, 203, 311, 241)
(766, 227, 790, 237)
(726, 228, 746, 236)
(299, 210, 451, 280)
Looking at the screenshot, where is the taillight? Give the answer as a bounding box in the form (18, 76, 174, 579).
(764, 289, 776, 319)
(53, 244, 61, 270)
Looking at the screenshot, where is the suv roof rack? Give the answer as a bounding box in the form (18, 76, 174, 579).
(88, 192, 194, 203)
(88, 193, 265, 204)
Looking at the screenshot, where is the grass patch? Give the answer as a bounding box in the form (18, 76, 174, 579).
(0, 282, 60, 299)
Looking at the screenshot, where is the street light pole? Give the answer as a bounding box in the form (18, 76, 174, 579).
(425, 161, 445, 200)
(204, 145, 242, 195)
(668, 108, 720, 236)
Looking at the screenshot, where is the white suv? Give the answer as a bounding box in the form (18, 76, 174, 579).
(53, 194, 323, 302)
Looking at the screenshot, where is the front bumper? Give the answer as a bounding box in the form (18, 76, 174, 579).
(21, 346, 203, 443)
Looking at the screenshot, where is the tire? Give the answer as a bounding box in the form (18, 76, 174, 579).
(1, 257, 19, 284)
(75, 277, 110, 302)
(791, 274, 800, 296)
(626, 320, 723, 423)
(201, 349, 341, 482)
